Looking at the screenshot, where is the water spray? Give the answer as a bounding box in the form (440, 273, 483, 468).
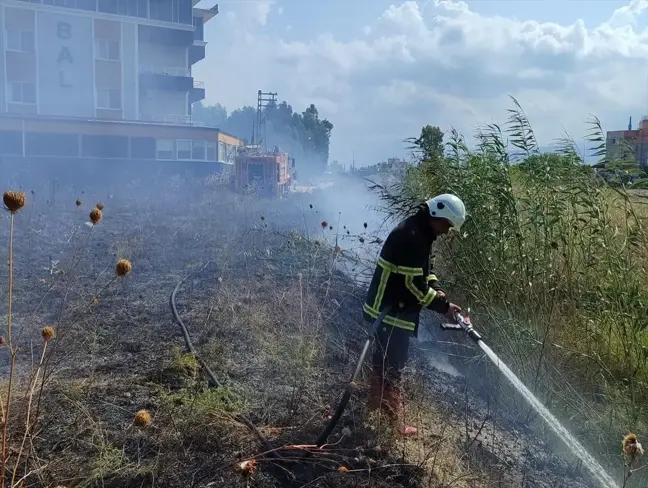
(441, 309, 619, 488)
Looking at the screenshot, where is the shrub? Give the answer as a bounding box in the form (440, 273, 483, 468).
(374, 97, 648, 469)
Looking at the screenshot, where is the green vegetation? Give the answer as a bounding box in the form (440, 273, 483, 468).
(375, 97, 648, 471)
(193, 100, 334, 177)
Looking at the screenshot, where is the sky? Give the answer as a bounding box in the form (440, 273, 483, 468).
(193, 0, 648, 166)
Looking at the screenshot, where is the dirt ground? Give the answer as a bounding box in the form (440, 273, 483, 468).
(0, 179, 617, 487)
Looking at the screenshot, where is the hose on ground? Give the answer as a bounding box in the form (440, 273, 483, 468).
(169, 267, 282, 459)
(170, 264, 390, 456)
(313, 306, 390, 447)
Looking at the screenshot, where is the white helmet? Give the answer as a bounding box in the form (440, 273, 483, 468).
(425, 193, 466, 230)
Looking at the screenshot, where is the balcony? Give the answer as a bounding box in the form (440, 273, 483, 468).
(142, 113, 205, 126)
(194, 4, 219, 24)
(139, 66, 194, 92)
(189, 80, 205, 104)
(139, 24, 194, 47)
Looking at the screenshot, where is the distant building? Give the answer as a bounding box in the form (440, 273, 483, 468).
(0, 0, 243, 176)
(606, 117, 648, 167)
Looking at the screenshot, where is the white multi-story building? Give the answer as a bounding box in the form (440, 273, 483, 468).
(0, 0, 242, 168)
(1, 0, 216, 122)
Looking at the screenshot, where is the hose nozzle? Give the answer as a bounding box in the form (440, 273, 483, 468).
(454, 311, 483, 343)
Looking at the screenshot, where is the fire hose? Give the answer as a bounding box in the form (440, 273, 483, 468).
(314, 305, 391, 447)
(169, 266, 393, 456)
(170, 267, 484, 456)
(170, 271, 282, 459)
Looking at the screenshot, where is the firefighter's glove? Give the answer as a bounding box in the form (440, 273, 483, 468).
(444, 303, 462, 323)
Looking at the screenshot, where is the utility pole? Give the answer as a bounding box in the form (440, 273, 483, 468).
(256, 90, 278, 151)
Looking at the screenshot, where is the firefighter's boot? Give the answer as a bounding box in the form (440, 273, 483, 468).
(367, 365, 384, 411)
(383, 383, 417, 436)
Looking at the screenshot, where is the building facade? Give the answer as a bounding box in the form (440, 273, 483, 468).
(0, 0, 242, 171)
(606, 118, 648, 168)
(1, 0, 216, 122)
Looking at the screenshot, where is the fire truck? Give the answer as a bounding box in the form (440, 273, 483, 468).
(233, 145, 295, 197)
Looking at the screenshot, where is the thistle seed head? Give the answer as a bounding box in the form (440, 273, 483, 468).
(96, 202, 104, 210)
(321, 221, 328, 228)
(235, 459, 257, 477)
(134, 409, 152, 427)
(3, 191, 26, 213)
(115, 259, 133, 277)
(623, 433, 644, 462)
(89, 208, 102, 225)
(75, 199, 82, 207)
(41, 326, 56, 342)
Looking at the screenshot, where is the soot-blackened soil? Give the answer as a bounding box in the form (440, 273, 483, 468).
(0, 183, 606, 488)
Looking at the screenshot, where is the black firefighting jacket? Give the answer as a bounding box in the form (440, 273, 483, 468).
(363, 210, 450, 336)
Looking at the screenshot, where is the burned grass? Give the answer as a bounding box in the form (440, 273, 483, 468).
(0, 182, 629, 487)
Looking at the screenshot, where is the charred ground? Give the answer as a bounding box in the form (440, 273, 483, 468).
(0, 178, 606, 487)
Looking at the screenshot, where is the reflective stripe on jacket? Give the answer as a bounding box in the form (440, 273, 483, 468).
(363, 211, 449, 335)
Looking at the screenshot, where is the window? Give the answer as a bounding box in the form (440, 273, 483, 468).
(0, 132, 23, 156)
(151, 0, 192, 23)
(96, 88, 121, 110)
(9, 82, 36, 104)
(177, 140, 192, 159)
(156, 139, 175, 159)
(82, 135, 128, 158)
(192, 140, 205, 160)
(6, 29, 35, 52)
(131, 137, 156, 159)
(25, 132, 79, 157)
(150, 0, 172, 22)
(127, 0, 148, 18)
(95, 39, 120, 61)
(97, 0, 117, 14)
(206, 141, 216, 161)
(75, 0, 98, 12)
(178, 0, 192, 24)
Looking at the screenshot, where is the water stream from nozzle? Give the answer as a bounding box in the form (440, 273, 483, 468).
(477, 340, 619, 488)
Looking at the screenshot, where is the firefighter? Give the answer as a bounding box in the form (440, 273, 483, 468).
(363, 193, 466, 435)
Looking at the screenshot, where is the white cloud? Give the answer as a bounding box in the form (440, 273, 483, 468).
(195, 0, 648, 165)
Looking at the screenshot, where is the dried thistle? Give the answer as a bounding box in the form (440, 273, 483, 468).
(363, 222, 368, 229)
(41, 326, 55, 342)
(75, 199, 82, 207)
(623, 433, 645, 463)
(96, 202, 104, 210)
(133, 409, 152, 427)
(321, 221, 328, 228)
(235, 459, 257, 477)
(359, 237, 365, 243)
(89, 208, 102, 225)
(115, 259, 133, 277)
(3, 191, 25, 213)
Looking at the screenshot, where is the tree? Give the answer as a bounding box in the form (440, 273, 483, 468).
(410, 125, 444, 160)
(192, 100, 334, 177)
